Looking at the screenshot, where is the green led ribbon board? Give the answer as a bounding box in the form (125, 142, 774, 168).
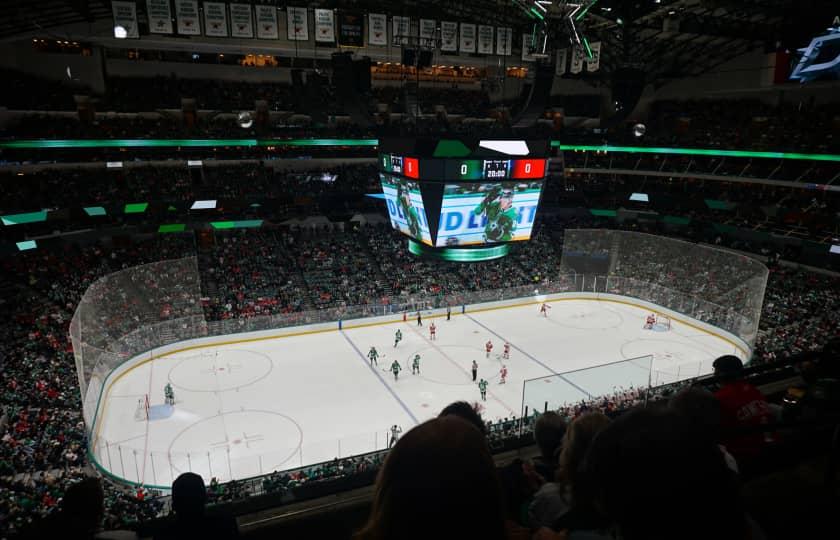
(408, 238, 510, 262)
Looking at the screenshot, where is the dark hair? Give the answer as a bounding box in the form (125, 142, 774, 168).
(584, 408, 745, 540)
(668, 386, 722, 444)
(62, 477, 104, 533)
(534, 411, 567, 460)
(713, 355, 744, 380)
(439, 401, 486, 434)
(355, 416, 506, 540)
(172, 472, 207, 518)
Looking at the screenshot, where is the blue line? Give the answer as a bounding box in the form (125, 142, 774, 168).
(340, 330, 419, 425)
(465, 314, 593, 398)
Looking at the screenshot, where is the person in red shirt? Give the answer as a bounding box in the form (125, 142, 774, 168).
(712, 355, 777, 464)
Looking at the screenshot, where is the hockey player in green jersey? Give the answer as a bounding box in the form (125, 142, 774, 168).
(394, 329, 402, 347)
(478, 378, 488, 401)
(390, 360, 402, 381)
(411, 354, 421, 375)
(397, 184, 422, 239)
(164, 382, 175, 405)
(368, 346, 379, 366)
(473, 186, 517, 242)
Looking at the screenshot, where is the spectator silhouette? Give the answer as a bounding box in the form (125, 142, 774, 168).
(439, 400, 486, 434)
(154, 472, 238, 540)
(355, 415, 507, 540)
(584, 408, 749, 540)
(532, 411, 567, 480)
(19, 477, 105, 540)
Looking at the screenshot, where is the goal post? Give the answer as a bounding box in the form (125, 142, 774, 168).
(135, 394, 150, 421)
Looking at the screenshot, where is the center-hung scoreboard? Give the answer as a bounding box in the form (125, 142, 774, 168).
(379, 138, 550, 261)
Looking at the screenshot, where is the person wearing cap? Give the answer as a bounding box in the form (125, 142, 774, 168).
(474, 185, 517, 242)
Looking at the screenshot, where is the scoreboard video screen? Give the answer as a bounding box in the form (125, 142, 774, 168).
(378, 138, 550, 251)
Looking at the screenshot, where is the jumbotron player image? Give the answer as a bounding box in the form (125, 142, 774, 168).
(474, 185, 517, 242)
(397, 182, 422, 239)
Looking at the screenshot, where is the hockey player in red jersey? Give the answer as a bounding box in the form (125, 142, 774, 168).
(503, 342, 510, 359)
(540, 303, 551, 317)
(499, 365, 508, 384)
(429, 322, 436, 340)
(485, 340, 493, 358)
(645, 313, 656, 329)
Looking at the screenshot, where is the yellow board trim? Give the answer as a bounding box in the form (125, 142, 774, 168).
(92, 296, 748, 454)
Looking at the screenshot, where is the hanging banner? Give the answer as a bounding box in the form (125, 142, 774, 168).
(285, 6, 307, 40)
(570, 46, 585, 74)
(440, 21, 458, 52)
(112, 1, 139, 38)
(522, 33, 537, 62)
(585, 41, 602, 72)
(175, 0, 200, 35)
(368, 13, 387, 46)
(146, 0, 173, 34)
(203, 2, 228, 37)
(477, 25, 494, 54)
(314, 9, 335, 43)
(338, 10, 364, 47)
(419, 19, 436, 48)
(556, 48, 568, 75)
(392, 16, 410, 46)
(459, 23, 476, 53)
(496, 27, 513, 56)
(229, 3, 254, 38)
(255, 5, 278, 39)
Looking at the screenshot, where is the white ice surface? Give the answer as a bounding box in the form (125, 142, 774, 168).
(94, 300, 743, 487)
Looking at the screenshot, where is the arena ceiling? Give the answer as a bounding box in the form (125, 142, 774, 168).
(2, 1, 837, 85)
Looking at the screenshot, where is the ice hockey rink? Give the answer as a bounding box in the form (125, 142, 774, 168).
(93, 299, 746, 488)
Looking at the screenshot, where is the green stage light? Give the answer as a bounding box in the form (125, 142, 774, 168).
(408, 239, 510, 261)
(16, 240, 37, 251)
(552, 143, 840, 162)
(84, 206, 107, 216)
(158, 224, 186, 233)
(2, 211, 48, 225)
(124, 203, 149, 214)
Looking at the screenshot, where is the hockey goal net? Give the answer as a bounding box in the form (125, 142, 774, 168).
(655, 315, 672, 330)
(135, 394, 150, 421)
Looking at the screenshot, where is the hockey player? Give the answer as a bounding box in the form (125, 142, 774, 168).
(394, 329, 402, 347)
(417, 311, 423, 326)
(645, 313, 656, 329)
(540, 303, 551, 317)
(429, 322, 436, 340)
(478, 378, 488, 401)
(164, 382, 175, 405)
(485, 340, 493, 358)
(499, 365, 508, 384)
(446, 305, 451, 321)
(388, 424, 403, 448)
(390, 360, 402, 381)
(368, 346, 379, 366)
(473, 186, 517, 242)
(503, 342, 510, 359)
(471, 360, 478, 382)
(412, 354, 421, 375)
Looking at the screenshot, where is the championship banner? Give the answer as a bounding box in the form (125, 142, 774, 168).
(441, 21, 458, 52)
(585, 41, 602, 72)
(521, 33, 536, 62)
(556, 48, 568, 75)
(419, 19, 436, 48)
(392, 16, 410, 46)
(175, 0, 200, 35)
(112, 1, 139, 38)
(368, 13, 387, 46)
(255, 5, 278, 39)
(146, 0, 173, 34)
(477, 25, 494, 54)
(314, 9, 335, 43)
(229, 3, 254, 38)
(496, 27, 513, 56)
(203, 2, 228, 37)
(570, 46, 585, 74)
(459, 23, 476, 53)
(285, 6, 308, 41)
(338, 10, 364, 47)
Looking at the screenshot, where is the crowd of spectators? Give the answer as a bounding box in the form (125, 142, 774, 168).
(1, 212, 838, 536)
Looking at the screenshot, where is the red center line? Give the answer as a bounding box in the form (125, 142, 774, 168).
(405, 323, 517, 417)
